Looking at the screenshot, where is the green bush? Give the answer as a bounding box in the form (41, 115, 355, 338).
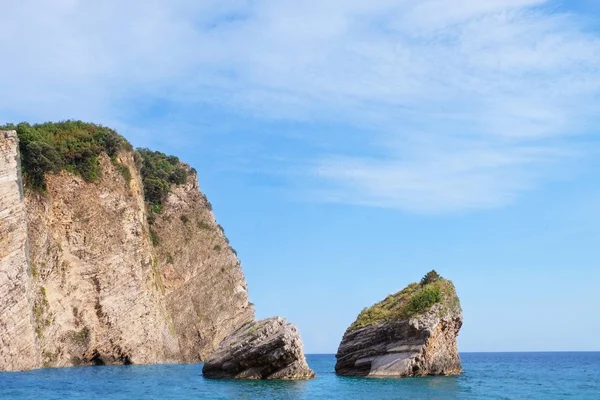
(143, 178, 170, 206)
(420, 270, 441, 286)
(0, 122, 16, 130)
(167, 155, 179, 165)
(4, 121, 195, 221)
(21, 141, 64, 188)
(6, 121, 131, 190)
(405, 286, 442, 317)
(150, 204, 162, 215)
(169, 166, 188, 185)
(136, 148, 189, 208)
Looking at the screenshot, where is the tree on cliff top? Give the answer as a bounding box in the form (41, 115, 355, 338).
(421, 270, 441, 286)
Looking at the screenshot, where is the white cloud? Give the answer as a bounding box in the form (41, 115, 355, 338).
(0, 0, 599, 212)
(315, 139, 571, 213)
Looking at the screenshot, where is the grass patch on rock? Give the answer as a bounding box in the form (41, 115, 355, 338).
(348, 271, 461, 331)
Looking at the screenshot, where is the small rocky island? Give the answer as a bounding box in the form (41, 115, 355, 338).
(335, 271, 462, 378)
(203, 317, 315, 380)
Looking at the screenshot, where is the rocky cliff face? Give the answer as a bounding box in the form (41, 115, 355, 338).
(0, 130, 254, 371)
(203, 317, 315, 380)
(152, 176, 254, 361)
(335, 274, 462, 377)
(24, 152, 181, 368)
(0, 131, 39, 371)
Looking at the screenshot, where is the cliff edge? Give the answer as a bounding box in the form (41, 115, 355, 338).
(335, 271, 462, 377)
(0, 131, 39, 371)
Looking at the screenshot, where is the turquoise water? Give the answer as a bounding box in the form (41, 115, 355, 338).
(1, 353, 599, 399)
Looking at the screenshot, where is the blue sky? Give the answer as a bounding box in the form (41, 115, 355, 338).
(1, 0, 599, 353)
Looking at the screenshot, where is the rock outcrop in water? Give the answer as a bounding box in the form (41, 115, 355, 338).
(0, 125, 254, 371)
(203, 317, 315, 380)
(335, 271, 462, 377)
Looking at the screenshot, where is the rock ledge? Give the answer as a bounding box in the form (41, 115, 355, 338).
(203, 317, 315, 380)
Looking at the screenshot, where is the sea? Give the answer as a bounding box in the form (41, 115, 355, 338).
(0, 353, 598, 399)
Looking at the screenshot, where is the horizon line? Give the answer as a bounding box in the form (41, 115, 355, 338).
(305, 351, 600, 355)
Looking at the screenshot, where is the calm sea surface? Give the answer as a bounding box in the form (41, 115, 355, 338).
(1, 353, 598, 399)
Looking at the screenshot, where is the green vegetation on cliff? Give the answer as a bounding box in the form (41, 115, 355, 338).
(1, 121, 131, 190)
(135, 148, 190, 208)
(348, 270, 461, 331)
(1, 121, 194, 215)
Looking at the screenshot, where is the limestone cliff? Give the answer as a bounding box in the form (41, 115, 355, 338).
(0, 131, 39, 371)
(0, 128, 254, 371)
(152, 175, 254, 361)
(335, 271, 462, 377)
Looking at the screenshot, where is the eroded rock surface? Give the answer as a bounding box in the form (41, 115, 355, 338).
(0, 130, 254, 371)
(24, 152, 180, 368)
(153, 176, 254, 362)
(0, 131, 39, 371)
(335, 274, 462, 377)
(203, 317, 315, 380)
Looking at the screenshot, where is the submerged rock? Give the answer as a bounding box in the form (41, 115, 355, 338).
(335, 271, 462, 377)
(202, 317, 315, 380)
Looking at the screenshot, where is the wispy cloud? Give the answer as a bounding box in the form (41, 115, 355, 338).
(1, 0, 599, 212)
